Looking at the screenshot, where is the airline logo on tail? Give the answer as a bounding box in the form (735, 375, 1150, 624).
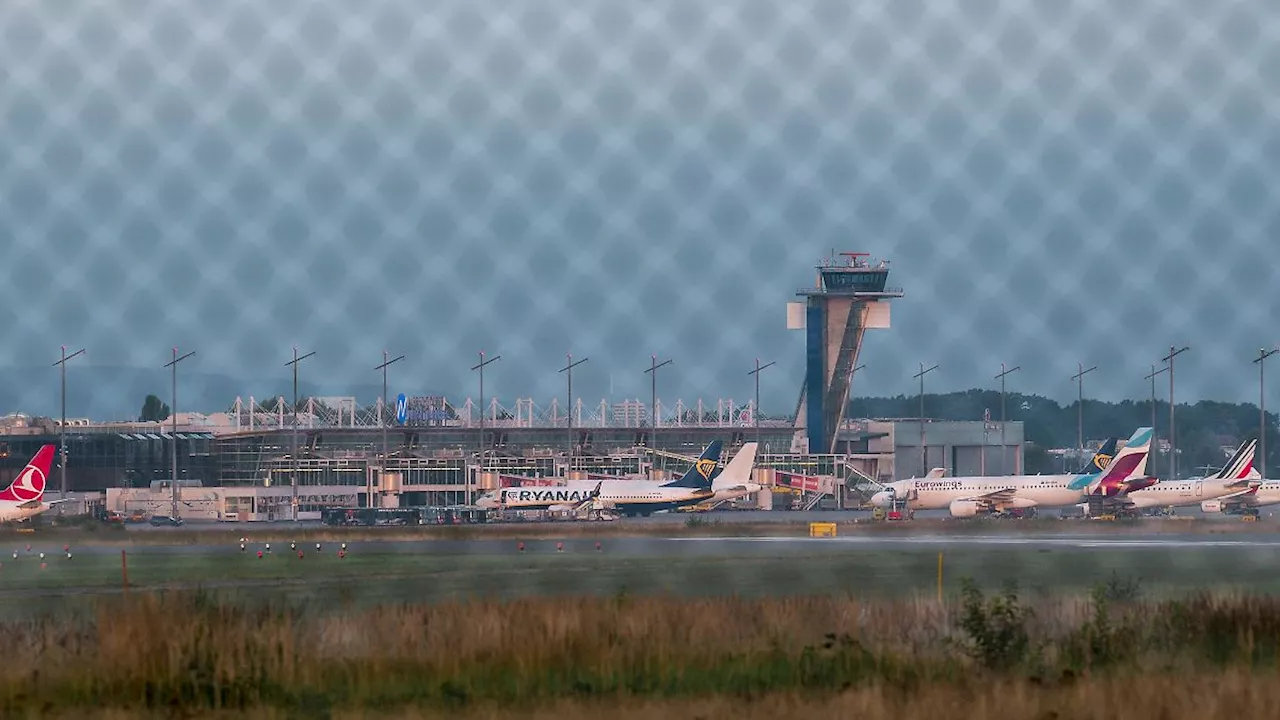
(0, 445, 55, 504)
(1066, 438, 1119, 490)
(1216, 439, 1257, 484)
(695, 457, 717, 480)
(1091, 428, 1153, 497)
(1091, 451, 1113, 473)
(662, 441, 724, 490)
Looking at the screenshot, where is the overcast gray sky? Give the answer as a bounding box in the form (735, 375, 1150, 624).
(1, 0, 1276, 419)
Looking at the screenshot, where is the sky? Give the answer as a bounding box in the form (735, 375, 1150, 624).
(1, 0, 1277, 420)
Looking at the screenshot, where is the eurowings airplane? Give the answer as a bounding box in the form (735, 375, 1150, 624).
(869, 429, 1149, 518)
(0, 445, 64, 523)
(1102, 438, 1260, 513)
(475, 441, 723, 517)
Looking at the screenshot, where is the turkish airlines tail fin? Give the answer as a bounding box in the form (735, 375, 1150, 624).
(0, 445, 55, 504)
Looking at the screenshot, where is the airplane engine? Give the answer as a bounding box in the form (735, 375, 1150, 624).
(1200, 500, 1223, 513)
(948, 500, 982, 518)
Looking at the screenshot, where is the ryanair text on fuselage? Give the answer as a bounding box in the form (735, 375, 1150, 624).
(501, 488, 593, 504)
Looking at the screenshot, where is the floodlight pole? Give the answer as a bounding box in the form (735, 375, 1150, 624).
(914, 363, 939, 477)
(747, 359, 776, 448)
(1145, 364, 1168, 475)
(375, 351, 405, 508)
(1162, 346, 1189, 480)
(52, 346, 85, 509)
(285, 348, 315, 522)
(644, 355, 673, 436)
(994, 363, 1020, 475)
(163, 348, 195, 520)
(471, 352, 501, 503)
(1070, 363, 1097, 461)
(1254, 347, 1278, 481)
(559, 354, 588, 468)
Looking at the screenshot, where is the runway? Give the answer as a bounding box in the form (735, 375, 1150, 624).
(4, 522, 1280, 616)
(21, 530, 1280, 558)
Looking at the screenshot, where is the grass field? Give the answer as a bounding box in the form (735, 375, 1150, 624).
(4, 512, 1277, 547)
(4, 525, 1280, 716)
(4, 538, 1280, 618)
(6, 584, 1280, 717)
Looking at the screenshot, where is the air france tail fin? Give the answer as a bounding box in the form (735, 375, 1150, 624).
(1216, 439, 1257, 484)
(712, 443, 757, 491)
(0, 445, 55, 504)
(662, 441, 724, 490)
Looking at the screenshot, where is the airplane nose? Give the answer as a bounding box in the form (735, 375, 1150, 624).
(870, 491, 891, 507)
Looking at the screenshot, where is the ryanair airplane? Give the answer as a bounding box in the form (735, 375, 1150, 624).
(475, 441, 723, 517)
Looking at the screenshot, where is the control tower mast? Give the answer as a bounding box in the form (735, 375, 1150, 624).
(788, 252, 903, 454)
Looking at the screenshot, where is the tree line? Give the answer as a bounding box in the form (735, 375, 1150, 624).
(851, 389, 1278, 477)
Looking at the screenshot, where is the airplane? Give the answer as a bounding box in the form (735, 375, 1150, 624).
(0, 445, 66, 523)
(869, 428, 1151, 518)
(1102, 438, 1260, 514)
(699, 442, 762, 507)
(475, 441, 723, 517)
(1201, 466, 1277, 517)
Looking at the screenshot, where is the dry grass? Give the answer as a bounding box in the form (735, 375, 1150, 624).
(4, 587, 1280, 715)
(18, 674, 1280, 719)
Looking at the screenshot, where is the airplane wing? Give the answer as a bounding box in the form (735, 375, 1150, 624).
(955, 487, 1021, 510)
(1218, 485, 1260, 501)
(569, 481, 605, 512)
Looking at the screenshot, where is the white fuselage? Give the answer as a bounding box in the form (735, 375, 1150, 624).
(1124, 478, 1248, 509)
(876, 475, 1089, 511)
(707, 484, 763, 504)
(0, 502, 47, 523)
(1220, 482, 1280, 509)
(478, 480, 711, 513)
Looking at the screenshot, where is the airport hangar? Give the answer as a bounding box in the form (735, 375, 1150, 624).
(0, 252, 1024, 519)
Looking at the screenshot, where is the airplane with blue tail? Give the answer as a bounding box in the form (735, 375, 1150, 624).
(476, 441, 723, 517)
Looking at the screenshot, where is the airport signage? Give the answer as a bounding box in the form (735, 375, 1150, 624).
(400, 395, 450, 425)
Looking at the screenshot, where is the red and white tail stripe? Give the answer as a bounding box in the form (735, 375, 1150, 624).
(0, 445, 55, 504)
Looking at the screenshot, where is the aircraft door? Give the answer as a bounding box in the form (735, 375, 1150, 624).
(1195, 481, 1202, 497)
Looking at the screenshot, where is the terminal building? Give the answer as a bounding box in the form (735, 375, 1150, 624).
(0, 252, 1024, 520)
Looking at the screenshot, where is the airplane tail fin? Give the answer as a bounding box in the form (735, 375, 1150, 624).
(1090, 427, 1153, 494)
(0, 445, 55, 504)
(1079, 438, 1118, 474)
(1067, 438, 1121, 490)
(713, 443, 758, 490)
(1217, 439, 1257, 484)
(925, 467, 946, 479)
(662, 441, 723, 490)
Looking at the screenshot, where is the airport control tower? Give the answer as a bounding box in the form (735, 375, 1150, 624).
(789, 252, 903, 454)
